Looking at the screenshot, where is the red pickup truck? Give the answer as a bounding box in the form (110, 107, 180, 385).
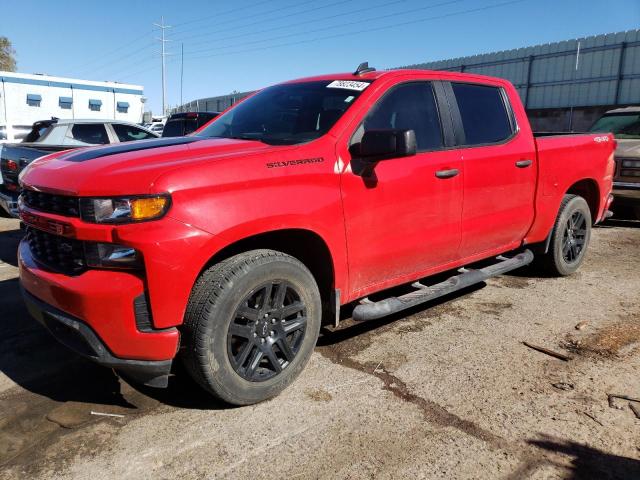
(18, 64, 614, 405)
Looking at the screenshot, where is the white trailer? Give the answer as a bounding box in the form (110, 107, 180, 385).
(0, 72, 145, 143)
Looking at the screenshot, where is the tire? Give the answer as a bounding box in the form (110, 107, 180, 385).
(539, 194, 592, 276)
(181, 249, 321, 405)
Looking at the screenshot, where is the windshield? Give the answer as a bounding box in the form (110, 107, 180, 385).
(590, 113, 640, 139)
(197, 80, 370, 145)
(23, 123, 54, 143)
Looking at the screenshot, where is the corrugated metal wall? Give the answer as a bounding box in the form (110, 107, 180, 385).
(171, 92, 251, 114)
(404, 30, 640, 109)
(172, 30, 640, 115)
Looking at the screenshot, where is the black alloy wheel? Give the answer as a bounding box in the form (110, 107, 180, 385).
(228, 281, 307, 382)
(561, 210, 587, 264)
(536, 194, 592, 276)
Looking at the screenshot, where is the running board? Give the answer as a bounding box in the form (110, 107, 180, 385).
(352, 250, 534, 321)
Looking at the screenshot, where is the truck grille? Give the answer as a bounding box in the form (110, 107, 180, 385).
(25, 226, 86, 274)
(22, 190, 80, 217)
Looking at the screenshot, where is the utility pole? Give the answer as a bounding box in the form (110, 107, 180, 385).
(180, 43, 184, 109)
(154, 16, 171, 116)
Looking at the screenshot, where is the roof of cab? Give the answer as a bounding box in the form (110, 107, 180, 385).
(283, 68, 512, 87)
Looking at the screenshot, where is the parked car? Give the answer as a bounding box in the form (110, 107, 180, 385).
(590, 106, 640, 219)
(161, 112, 219, 137)
(149, 123, 165, 135)
(0, 119, 158, 216)
(18, 65, 614, 405)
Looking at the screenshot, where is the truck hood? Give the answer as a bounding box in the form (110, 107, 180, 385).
(21, 136, 288, 196)
(615, 138, 640, 158)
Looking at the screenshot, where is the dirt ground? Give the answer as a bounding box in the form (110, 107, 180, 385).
(0, 214, 638, 480)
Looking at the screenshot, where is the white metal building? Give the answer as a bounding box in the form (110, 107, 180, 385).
(0, 72, 145, 142)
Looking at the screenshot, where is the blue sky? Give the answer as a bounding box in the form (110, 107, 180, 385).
(3, 0, 639, 114)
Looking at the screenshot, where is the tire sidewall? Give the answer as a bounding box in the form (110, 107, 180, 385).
(200, 258, 321, 405)
(551, 196, 592, 276)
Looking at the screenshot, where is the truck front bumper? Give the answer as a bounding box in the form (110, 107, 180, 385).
(0, 188, 18, 217)
(22, 288, 172, 387)
(19, 240, 179, 387)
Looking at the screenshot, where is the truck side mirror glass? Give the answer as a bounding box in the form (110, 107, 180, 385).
(350, 129, 417, 161)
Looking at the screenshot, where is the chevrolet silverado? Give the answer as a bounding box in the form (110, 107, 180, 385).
(18, 64, 615, 405)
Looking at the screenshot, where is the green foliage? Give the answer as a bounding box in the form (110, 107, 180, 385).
(0, 37, 16, 72)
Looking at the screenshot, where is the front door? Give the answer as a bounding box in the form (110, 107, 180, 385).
(339, 81, 463, 297)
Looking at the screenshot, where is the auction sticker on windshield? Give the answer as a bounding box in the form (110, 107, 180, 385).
(327, 80, 370, 91)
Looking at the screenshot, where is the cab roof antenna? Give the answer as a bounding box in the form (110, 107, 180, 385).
(354, 62, 376, 76)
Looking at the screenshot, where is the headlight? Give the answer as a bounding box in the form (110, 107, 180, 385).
(80, 194, 171, 224)
(84, 243, 142, 269)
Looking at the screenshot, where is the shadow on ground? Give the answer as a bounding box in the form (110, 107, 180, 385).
(0, 227, 22, 267)
(0, 275, 224, 411)
(530, 436, 640, 480)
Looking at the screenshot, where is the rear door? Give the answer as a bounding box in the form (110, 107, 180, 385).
(339, 80, 463, 295)
(445, 82, 536, 257)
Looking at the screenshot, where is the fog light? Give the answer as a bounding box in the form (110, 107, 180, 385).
(84, 243, 142, 269)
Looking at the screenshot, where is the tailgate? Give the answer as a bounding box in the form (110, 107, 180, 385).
(0, 144, 56, 189)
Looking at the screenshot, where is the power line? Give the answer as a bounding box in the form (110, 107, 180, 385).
(73, 29, 155, 76)
(170, 0, 274, 31)
(82, 42, 157, 77)
(168, 0, 354, 44)
(116, 0, 525, 99)
(176, 0, 407, 49)
(79, 0, 329, 79)
(185, 0, 464, 56)
(184, 0, 525, 61)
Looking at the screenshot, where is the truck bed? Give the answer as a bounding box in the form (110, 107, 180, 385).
(524, 132, 614, 244)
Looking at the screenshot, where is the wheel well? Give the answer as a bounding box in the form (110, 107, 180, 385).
(203, 229, 335, 316)
(567, 179, 599, 222)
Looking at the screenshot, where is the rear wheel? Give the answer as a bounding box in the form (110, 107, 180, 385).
(539, 194, 592, 276)
(182, 249, 321, 405)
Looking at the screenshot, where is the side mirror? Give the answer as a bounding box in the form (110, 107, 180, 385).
(350, 129, 417, 161)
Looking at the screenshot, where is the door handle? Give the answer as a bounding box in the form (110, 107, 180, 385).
(435, 168, 459, 179)
(515, 159, 533, 168)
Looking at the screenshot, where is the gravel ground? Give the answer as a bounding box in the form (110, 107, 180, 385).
(0, 215, 638, 480)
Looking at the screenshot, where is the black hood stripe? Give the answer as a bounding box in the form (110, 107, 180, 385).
(60, 137, 203, 162)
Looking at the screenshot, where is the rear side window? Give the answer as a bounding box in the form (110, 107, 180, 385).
(361, 82, 443, 151)
(451, 83, 513, 145)
(162, 119, 188, 137)
(70, 124, 109, 144)
(112, 123, 156, 142)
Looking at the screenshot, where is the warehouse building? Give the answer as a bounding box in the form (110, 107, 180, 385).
(172, 91, 251, 115)
(171, 29, 640, 132)
(0, 71, 145, 142)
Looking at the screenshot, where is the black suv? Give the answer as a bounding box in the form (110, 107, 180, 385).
(161, 112, 219, 137)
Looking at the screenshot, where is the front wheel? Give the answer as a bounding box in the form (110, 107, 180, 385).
(181, 249, 321, 405)
(539, 194, 592, 276)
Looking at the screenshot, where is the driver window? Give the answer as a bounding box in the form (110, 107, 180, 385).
(352, 82, 443, 152)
